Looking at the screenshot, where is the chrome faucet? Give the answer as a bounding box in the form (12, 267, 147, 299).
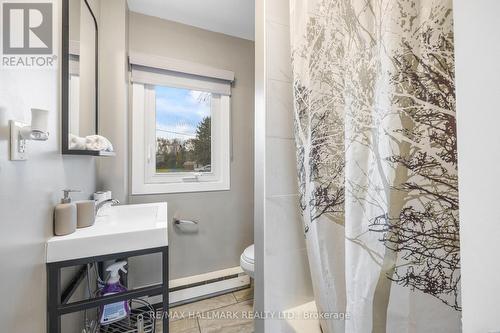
(96, 198, 120, 215)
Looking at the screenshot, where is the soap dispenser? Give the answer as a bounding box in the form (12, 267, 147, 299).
(54, 189, 78, 236)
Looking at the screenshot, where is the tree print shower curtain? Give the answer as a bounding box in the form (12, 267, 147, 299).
(290, 0, 461, 332)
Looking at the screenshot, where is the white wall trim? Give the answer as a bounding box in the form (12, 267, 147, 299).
(169, 266, 244, 289)
(129, 51, 235, 82)
(170, 275, 250, 305)
(139, 266, 250, 306)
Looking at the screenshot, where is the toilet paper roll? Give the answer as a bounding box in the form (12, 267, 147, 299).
(76, 200, 96, 228)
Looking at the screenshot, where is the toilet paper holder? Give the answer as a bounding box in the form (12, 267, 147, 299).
(173, 218, 198, 226)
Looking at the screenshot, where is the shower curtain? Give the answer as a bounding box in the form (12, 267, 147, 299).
(290, 0, 461, 332)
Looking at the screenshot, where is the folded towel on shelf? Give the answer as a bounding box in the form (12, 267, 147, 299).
(85, 135, 114, 152)
(69, 134, 86, 150)
(68, 134, 114, 152)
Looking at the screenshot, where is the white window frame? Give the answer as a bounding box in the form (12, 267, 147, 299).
(131, 82, 231, 195)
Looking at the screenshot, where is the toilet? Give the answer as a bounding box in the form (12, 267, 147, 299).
(240, 244, 255, 278)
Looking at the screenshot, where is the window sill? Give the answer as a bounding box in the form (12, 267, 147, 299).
(131, 180, 230, 195)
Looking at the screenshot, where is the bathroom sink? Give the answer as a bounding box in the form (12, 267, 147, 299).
(46, 202, 168, 262)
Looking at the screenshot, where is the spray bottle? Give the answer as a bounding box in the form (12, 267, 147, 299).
(99, 261, 130, 325)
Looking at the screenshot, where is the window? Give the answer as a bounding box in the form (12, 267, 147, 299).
(131, 55, 232, 194)
(154, 85, 213, 174)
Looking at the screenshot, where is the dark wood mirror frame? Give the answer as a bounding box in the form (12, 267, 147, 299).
(61, 0, 111, 156)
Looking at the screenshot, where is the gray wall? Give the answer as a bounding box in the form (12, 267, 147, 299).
(127, 13, 255, 283)
(0, 2, 252, 332)
(254, 0, 314, 332)
(97, 0, 130, 204)
(0, 3, 97, 333)
(454, 1, 500, 332)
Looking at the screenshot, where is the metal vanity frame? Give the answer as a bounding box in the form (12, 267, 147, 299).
(46, 246, 168, 333)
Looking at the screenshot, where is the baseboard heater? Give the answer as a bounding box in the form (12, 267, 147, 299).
(142, 266, 250, 308)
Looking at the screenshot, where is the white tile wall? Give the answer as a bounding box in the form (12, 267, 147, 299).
(265, 137, 298, 197)
(259, 0, 314, 331)
(266, 195, 305, 255)
(266, 80, 294, 139)
(455, 1, 500, 331)
(267, 0, 290, 26)
(266, 247, 313, 304)
(266, 20, 293, 83)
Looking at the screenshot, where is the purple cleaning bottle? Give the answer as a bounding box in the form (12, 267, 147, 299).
(99, 261, 131, 325)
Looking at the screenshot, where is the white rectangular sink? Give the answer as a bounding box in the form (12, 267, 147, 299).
(46, 202, 168, 263)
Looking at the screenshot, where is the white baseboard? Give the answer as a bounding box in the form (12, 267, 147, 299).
(169, 266, 244, 289)
(141, 266, 250, 307)
(170, 274, 250, 305)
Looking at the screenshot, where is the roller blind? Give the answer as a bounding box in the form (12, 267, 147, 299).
(129, 52, 234, 96)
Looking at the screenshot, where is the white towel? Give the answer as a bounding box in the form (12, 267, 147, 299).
(85, 135, 114, 152)
(69, 134, 86, 150)
(68, 134, 114, 152)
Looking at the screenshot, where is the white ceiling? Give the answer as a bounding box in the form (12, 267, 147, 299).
(127, 0, 255, 41)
